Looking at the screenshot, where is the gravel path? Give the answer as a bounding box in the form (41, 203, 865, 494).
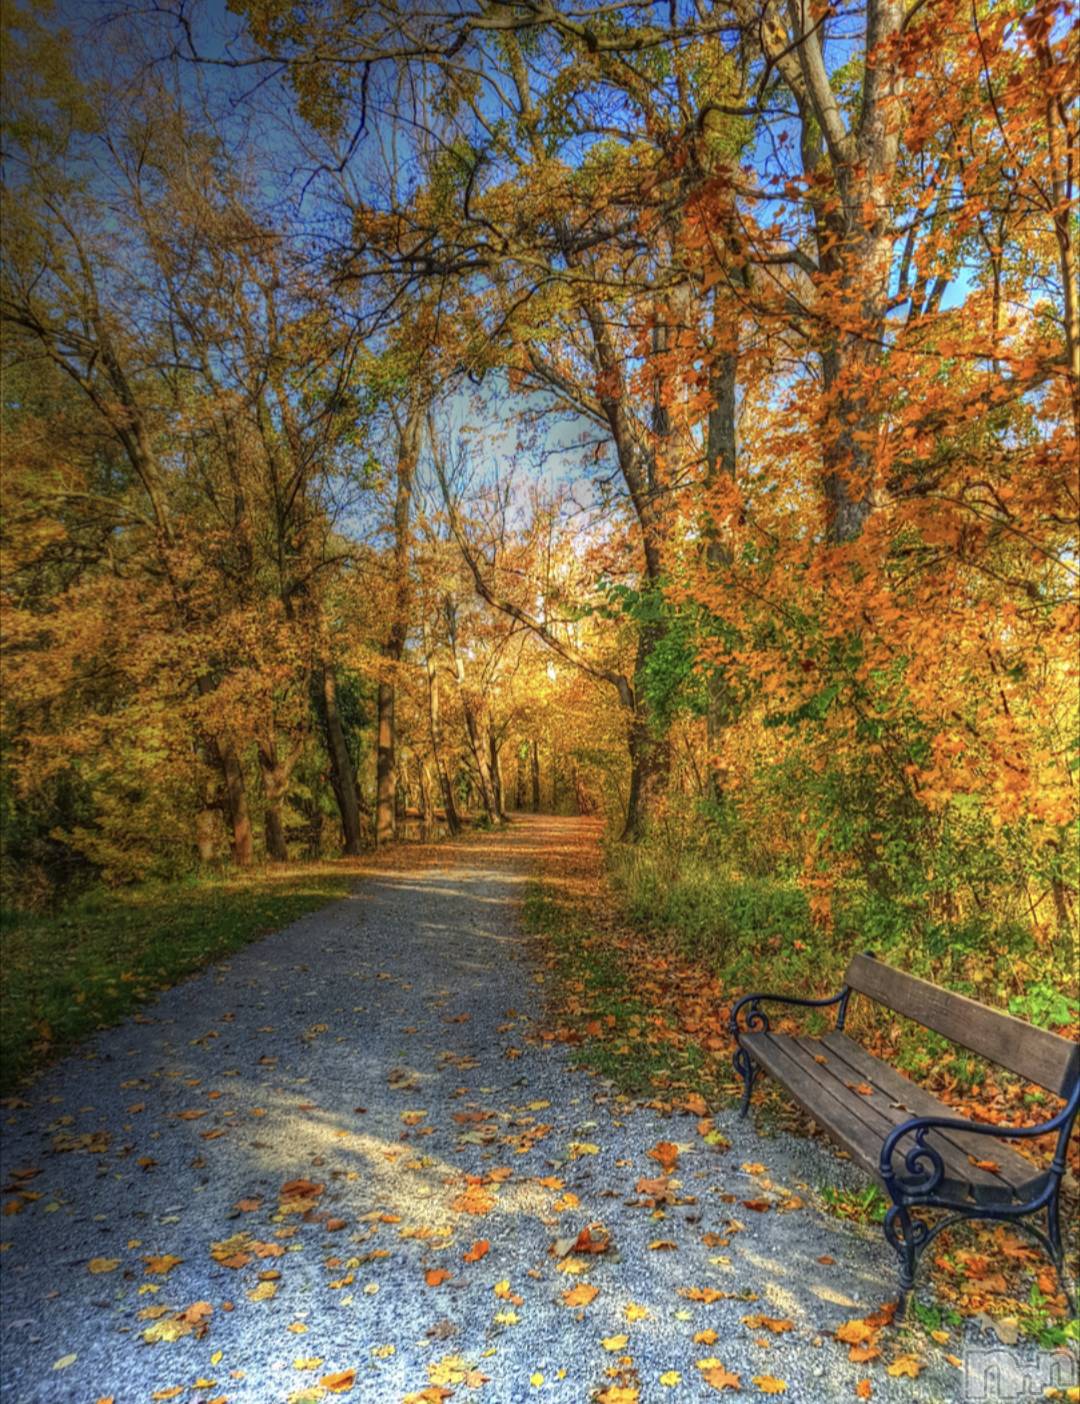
(1, 817, 1072, 1404)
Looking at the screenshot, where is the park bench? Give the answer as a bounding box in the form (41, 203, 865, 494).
(730, 952, 1079, 1314)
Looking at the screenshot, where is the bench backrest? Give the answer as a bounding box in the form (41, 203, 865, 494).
(844, 953, 1079, 1098)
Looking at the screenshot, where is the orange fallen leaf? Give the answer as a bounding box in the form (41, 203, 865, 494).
(143, 1254, 182, 1276)
(742, 1314, 793, 1333)
(702, 1364, 741, 1390)
(464, 1240, 490, 1263)
(320, 1368, 357, 1392)
(572, 1225, 611, 1254)
(648, 1141, 680, 1173)
(856, 1382, 872, 1400)
(753, 1377, 788, 1394)
(562, 1283, 599, 1307)
(424, 1268, 452, 1287)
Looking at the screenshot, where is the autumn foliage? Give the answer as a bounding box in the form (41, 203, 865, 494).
(0, 0, 1076, 1027)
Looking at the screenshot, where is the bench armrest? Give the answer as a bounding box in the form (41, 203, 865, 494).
(880, 1088, 1080, 1195)
(729, 985, 852, 1040)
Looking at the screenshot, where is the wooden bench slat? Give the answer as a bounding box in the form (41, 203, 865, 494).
(740, 1032, 887, 1180)
(844, 954, 1079, 1096)
(816, 1032, 1036, 1197)
(781, 1035, 1003, 1196)
(742, 1032, 1032, 1203)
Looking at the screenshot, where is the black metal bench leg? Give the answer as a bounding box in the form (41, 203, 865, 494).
(733, 1045, 758, 1117)
(1046, 1188, 1077, 1316)
(884, 1203, 921, 1316)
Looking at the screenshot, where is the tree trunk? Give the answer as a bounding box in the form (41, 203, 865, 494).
(320, 663, 362, 855)
(515, 752, 527, 810)
(424, 642, 461, 835)
(375, 678, 396, 844)
(621, 711, 671, 842)
(258, 744, 290, 862)
(218, 738, 254, 866)
(704, 340, 739, 800)
(488, 729, 505, 821)
(531, 740, 541, 812)
(375, 400, 422, 844)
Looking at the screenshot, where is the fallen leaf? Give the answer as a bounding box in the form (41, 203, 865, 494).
(601, 1333, 629, 1351)
(87, 1258, 120, 1274)
(562, 1283, 599, 1307)
(753, 1377, 787, 1394)
(143, 1254, 182, 1276)
(464, 1240, 490, 1263)
(320, 1368, 357, 1392)
(703, 1364, 742, 1391)
(742, 1314, 793, 1333)
(648, 1141, 680, 1173)
(425, 1268, 452, 1287)
(886, 1355, 923, 1379)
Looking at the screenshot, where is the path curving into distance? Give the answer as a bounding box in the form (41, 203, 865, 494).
(1, 817, 1053, 1403)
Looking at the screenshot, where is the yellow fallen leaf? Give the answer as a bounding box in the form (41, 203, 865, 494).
(246, 1280, 277, 1301)
(562, 1283, 599, 1307)
(53, 1355, 77, 1371)
(694, 1330, 719, 1345)
(624, 1303, 649, 1322)
(294, 1358, 325, 1370)
(372, 1344, 395, 1358)
(143, 1254, 182, 1276)
(660, 1371, 681, 1387)
(753, 1377, 787, 1395)
(602, 1334, 629, 1351)
(886, 1356, 923, 1379)
(531, 1373, 544, 1387)
(288, 1322, 309, 1333)
(87, 1258, 120, 1274)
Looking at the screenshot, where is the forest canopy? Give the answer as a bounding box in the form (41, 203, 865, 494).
(1, 0, 1076, 1001)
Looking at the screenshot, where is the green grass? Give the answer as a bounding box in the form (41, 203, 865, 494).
(0, 866, 354, 1089)
(523, 879, 718, 1100)
(817, 1182, 888, 1225)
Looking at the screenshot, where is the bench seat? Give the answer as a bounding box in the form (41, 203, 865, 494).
(730, 954, 1078, 1314)
(741, 1029, 1042, 1205)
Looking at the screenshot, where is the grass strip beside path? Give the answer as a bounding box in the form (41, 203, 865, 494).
(0, 865, 354, 1089)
